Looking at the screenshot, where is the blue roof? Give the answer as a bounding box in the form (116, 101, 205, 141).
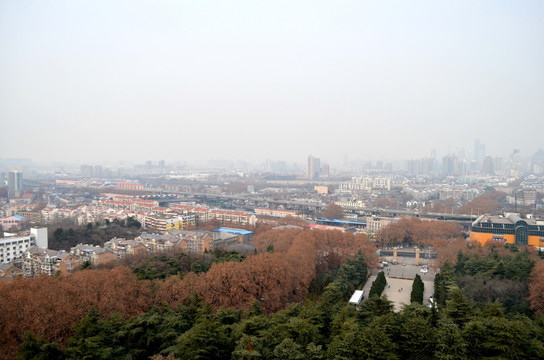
(215, 227, 253, 235)
(316, 218, 367, 226)
(12, 215, 25, 220)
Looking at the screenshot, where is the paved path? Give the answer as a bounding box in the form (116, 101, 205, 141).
(363, 261, 435, 311)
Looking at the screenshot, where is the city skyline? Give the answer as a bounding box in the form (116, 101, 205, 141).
(1, 1, 543, 164)
(0, 141, 542, 170)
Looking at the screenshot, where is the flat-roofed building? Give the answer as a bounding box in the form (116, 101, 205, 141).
(0, 228, 47, 264)
(117, 182, 144, 191)
(143, 214, 197, 232)
(0, 215, 25, 231)
(254, 208, 298, 217)
(16, 211, 42, 223)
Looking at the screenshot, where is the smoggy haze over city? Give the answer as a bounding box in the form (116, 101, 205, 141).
(1, 1, 543, 166)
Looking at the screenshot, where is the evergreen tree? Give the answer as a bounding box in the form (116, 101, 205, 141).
(434, 319, 467, 360)
(410, 274, 424, 304)
(445, 288, 472, 327)
(369, 271, 387, 298)
(66, 308, 125, 360)
(18, 333, 65, 360)
(399, 315, 435, 360)
(174, 317, 233, 360)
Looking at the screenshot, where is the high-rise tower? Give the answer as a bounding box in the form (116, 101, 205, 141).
(307, 155, 321, 179)
(8, 170, 23, 198)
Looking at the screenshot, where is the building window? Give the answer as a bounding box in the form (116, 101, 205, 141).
(515, 223, 528, 246)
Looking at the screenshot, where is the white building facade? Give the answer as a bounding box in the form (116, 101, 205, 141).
(0, 227, 48, 264)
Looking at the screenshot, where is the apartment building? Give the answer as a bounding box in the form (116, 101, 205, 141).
(23, 247, 79, 276)
(143, 214, 197, 232)
(104, 238, 147, 259)
(70, 244, 114, 266)
(0, 228, 47, 264)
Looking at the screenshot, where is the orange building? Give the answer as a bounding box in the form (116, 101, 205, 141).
(470, 213, 544, 248)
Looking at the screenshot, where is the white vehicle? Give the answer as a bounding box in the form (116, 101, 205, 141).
(420, 267, 429, 273)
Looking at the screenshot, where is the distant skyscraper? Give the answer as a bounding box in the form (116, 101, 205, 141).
(493, 157, 504, 174)
(441, 155, 457, 176)
(81, 164, 93, 178)
(474, 139, 486, 169)
(307, 155, 321, 179)
(94, 165, 103, 178)
(321, 163, 330, 177)
(482, 156, 494, 174)
(531, 149, 544, 174)
(8, 170, 23, 198)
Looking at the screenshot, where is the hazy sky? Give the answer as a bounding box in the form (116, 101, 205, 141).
(1, 1, 543, 165)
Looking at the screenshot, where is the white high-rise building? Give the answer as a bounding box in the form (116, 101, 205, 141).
(0, 227, 47, 264)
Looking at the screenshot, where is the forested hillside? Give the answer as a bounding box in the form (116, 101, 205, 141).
(2, 228, 544, 360)
(0, 229, 375, 359)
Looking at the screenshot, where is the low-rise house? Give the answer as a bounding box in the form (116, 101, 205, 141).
(23, 247, 79, 276)
(70, 244, 114, 266)
(0, 263, 24, 281)
(135, 232, 180, 253)
(0, 215, 25, 231)
(176, 231, 213, 254)
(104, 238, 147, 259)
(16, 210, 42, 224)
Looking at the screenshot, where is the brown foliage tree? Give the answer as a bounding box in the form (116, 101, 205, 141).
(373, 197, 399, 209)
(157, 228, 378, 313)
(321, 204, 344, 220)
(0, 228, 379, 358)
(421, 198, 455, 214)
(528, 260, 544, 315)
(376, 217, 462, 247)
(457, 190, 506, 215)
(156, 252, 309, 313)
(434, 237, 468, 267)
(0, 267, 152, 359)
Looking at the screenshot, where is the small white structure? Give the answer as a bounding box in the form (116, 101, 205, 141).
(349, 290, 365, 305)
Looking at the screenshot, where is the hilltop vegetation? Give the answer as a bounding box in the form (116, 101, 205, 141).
(376, 217, 462, 247)
(456, 190, 506, 215)
(0, 229, 376, 359)
(2, 228, 544, 360)
(48, 218, 142, 250)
